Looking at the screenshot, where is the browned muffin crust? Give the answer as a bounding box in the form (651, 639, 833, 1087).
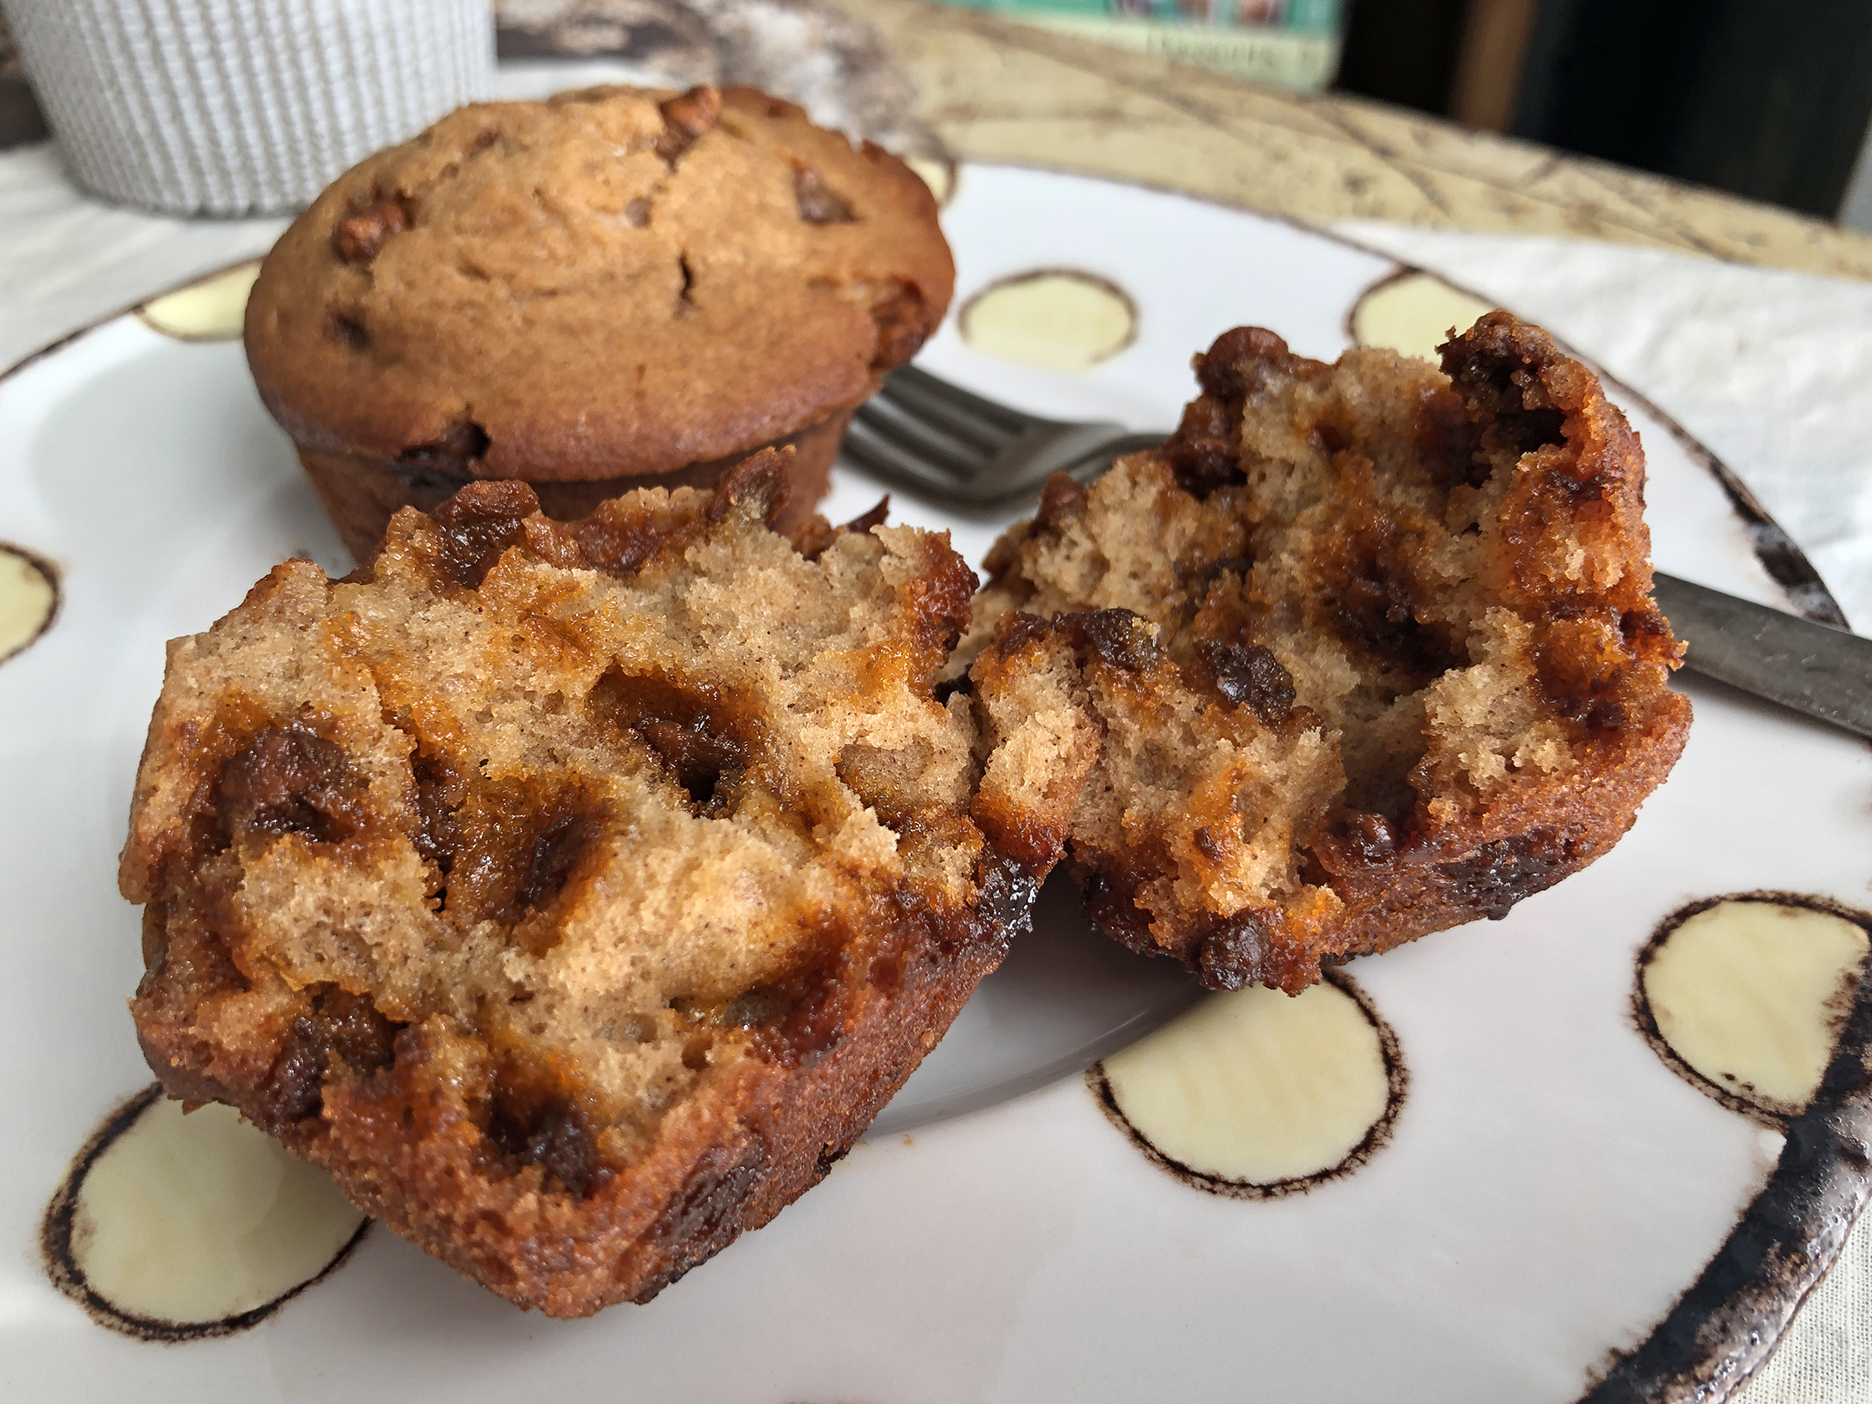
(966, 313, 1691, 993)
(293, 404, 852, 564)
(244, 85, 954, 554)
(121, 453, 1041, 1317)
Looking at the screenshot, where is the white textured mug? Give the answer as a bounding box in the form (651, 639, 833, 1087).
(1, 0, 493, 216)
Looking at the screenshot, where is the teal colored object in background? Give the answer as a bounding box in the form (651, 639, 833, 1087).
(920, 0, 1344, 87)
(931, 0, 1340, 28)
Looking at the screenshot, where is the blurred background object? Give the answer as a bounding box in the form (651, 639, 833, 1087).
(0, 10, 47, 148)
(4, 0, 1872, 239)
(907, 0, 1344, 90)
(491, 0, 944, 159)
(0, 0, 492, 214)
(1334, 0, 1872, 231)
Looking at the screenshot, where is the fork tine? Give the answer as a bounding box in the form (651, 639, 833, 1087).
(852, 397, 991, 479)
(887, 365, 1035, 435)
(843, 414, 986, 492)
(869, 384, 1006, 457)
(876, 370, 1026, 454)
(842, 364, 1168, 510)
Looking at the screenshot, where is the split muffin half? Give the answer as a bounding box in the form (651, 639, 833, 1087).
(123, 454, 1046, 1317)
(966, 313, 1691, 992)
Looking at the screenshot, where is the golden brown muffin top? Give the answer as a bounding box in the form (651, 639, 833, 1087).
(244, 86, 954, 481)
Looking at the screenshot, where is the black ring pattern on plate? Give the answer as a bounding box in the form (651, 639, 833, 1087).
(0, 540, 59, 666)
(1583, 928, 1872, 1401)
(40, 1082, 373, 1343)
(1086, 970, 1408, 1199)
(1631, 891, 1872, 1129)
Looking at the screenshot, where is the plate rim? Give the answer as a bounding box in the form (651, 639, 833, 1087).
(2, 163, 1865, 1402)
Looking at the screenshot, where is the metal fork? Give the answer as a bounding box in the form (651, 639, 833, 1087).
(844, 364, 1166, 509)
(844, 362, 1872, 744)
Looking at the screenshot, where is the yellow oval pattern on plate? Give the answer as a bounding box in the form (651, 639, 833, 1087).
(1101, 979, 1397, 1189)
(1642, 899, 1869, 1119)
(67, 1096, 364, 1329)
(906, 156, 958, 208)
(0, 545, 56, 664)
(1350, 270, 1496, 362)
(136, 261, 262, 342)
(959, 270, 1137, 372)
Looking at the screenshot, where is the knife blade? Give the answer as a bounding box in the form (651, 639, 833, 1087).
(1652, 572, 1872, 740)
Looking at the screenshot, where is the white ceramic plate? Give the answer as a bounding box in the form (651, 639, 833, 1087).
(3, 164, 1869, 1402)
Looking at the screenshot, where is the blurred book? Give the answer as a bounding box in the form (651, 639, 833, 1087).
(930, 0, 1344, 90)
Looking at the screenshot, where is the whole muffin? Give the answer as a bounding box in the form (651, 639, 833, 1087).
(244, 85, 953, 560)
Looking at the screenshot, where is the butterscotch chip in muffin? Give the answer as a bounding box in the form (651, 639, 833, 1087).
(965, 313, 1691, 993)
(244, 84, 954, 560)
(120, 452, 1044, 1317)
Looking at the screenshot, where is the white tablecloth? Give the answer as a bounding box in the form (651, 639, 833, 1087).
(5, 139, 1871, 1401)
